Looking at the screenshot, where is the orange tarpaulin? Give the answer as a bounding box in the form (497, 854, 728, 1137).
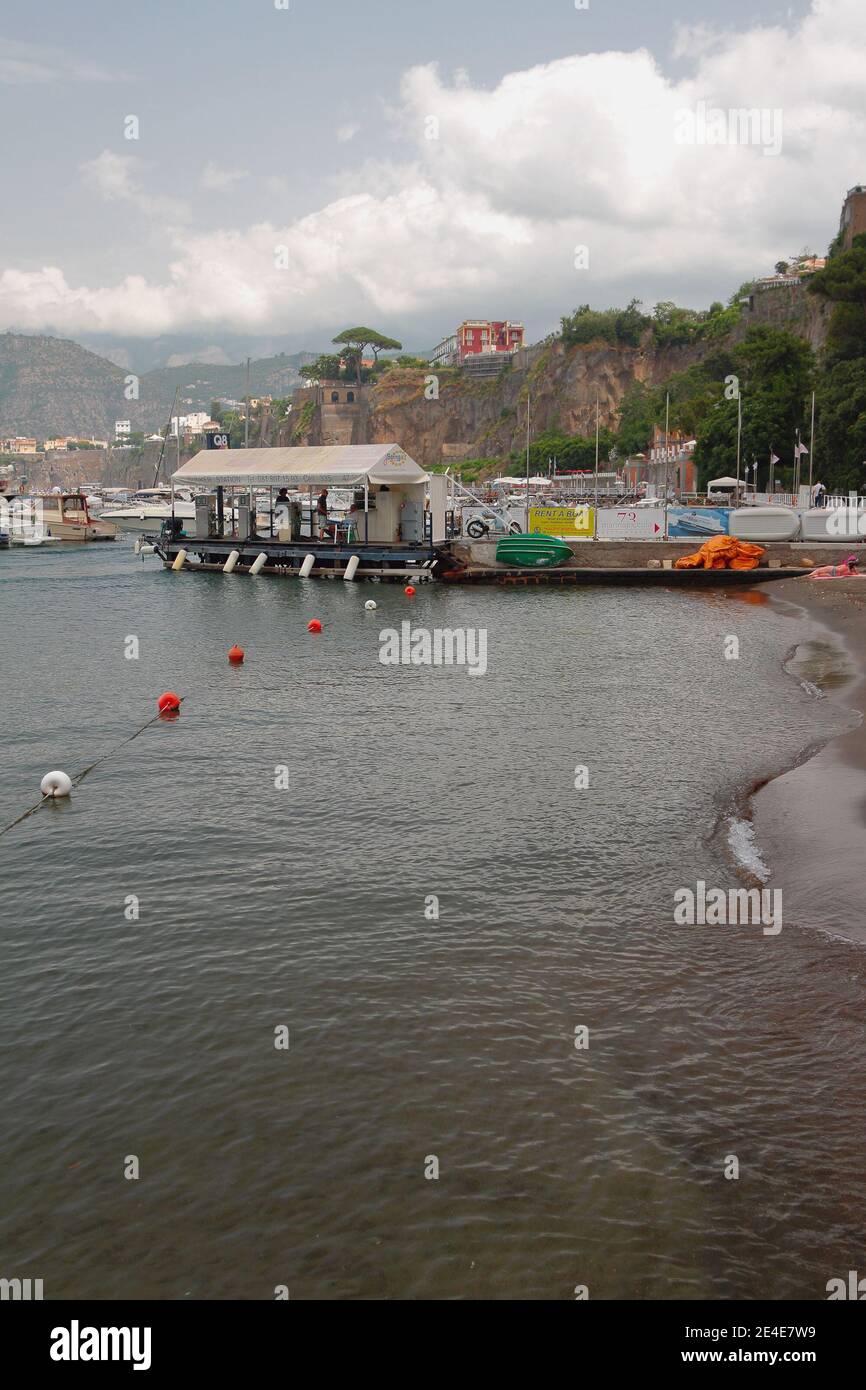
(674, 536, 765, 571)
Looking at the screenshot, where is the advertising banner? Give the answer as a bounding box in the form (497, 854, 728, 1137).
(667, 507, 730, 540)
(528, 504, 593, 539)
(595, 508, 666, 539)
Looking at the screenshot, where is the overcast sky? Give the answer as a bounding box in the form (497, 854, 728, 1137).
(1, 0, 860, 364)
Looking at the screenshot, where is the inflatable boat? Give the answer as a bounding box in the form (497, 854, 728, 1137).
(728, 506, 800, 542)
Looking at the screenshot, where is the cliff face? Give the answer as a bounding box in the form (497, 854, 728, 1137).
(284, 282, 830, 468)
(344, 337, 710, 468)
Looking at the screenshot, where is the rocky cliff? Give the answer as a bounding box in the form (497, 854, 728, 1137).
(282, 281, 832, 469)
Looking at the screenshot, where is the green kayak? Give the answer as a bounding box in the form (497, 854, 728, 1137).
(495, 533, 573, 568)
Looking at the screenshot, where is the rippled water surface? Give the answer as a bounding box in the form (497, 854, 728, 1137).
(2, 540, 865, 1300)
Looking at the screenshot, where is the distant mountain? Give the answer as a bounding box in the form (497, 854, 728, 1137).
(0, 332, 128, 439)
(139, 352, 316, 425)
(0, 333, 317, 437)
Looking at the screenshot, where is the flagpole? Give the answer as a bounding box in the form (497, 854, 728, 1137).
(735, 392, 742, 500)
(593, 392, 599, 540)
(808, 390, 815, 491)
(525, 391, 530, 530)
(794, 428, 800, 496)
(664, 390, 670, 503)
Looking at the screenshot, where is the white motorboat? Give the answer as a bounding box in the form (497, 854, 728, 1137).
(9, 494, 118, 542)
(98, 487, 196, 532)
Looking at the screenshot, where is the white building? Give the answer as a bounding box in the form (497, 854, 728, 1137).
(170, 411, 212, 437)
(115, 420, 131, 437)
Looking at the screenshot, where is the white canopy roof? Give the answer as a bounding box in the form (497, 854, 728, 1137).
(708, 476, 741, 488)
(171, 443, 428, 488)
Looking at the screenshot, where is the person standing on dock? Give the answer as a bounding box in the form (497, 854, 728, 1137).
(317, 487, 330, 538)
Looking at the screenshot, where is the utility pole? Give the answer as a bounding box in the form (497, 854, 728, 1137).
(808, 390, 816, 490)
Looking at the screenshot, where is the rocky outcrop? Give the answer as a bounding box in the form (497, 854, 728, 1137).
(284, 282, 832, 469)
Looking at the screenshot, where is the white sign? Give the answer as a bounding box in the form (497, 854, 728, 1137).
(595, 507, 665, 539)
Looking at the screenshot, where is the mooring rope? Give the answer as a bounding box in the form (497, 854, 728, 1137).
(0, 699, 185, 839)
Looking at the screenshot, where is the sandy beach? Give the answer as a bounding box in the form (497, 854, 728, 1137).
(757, 576, 866, 944)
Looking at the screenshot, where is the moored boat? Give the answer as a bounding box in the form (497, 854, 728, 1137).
(495, 533, 573, 567)
(10, 493, 118, 542)
(729, 506, 800, 541)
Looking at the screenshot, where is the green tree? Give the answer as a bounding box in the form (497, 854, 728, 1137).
(332, 327, 403, 384)
(693, 327, 814, 486)
(304, 353, 343, 381)
(807, 233, 866, 318)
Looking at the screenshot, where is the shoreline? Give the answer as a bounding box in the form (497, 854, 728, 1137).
(750, 577, 866, 944)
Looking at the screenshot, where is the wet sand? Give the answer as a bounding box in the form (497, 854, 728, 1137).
(757, 577, 866, 944)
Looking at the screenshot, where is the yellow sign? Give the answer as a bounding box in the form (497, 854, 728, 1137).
(528, 504, 593, 538)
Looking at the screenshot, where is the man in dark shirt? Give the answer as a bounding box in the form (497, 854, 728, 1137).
(316, 487, 329, 538)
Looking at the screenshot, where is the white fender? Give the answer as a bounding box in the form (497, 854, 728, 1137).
(343, 555, 360, 581)
(223, 550, 240, 574)
(300, 554, 315, 578)
(249, 552, 268, 575)
(171, 549, 188, 571)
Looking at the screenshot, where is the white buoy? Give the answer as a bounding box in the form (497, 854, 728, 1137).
(365, 599, 377, 611)
(138, 543, 155, 557)
(171, 549, 188, 571)
(343, 555, 360, 581)
(41, 770, 72, 798)
(300, 553, 315, 578)
(249, 552, 268, 576)
(223, 550, 240, 574)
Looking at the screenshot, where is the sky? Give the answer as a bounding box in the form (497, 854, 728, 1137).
(0, 0, 860, 368)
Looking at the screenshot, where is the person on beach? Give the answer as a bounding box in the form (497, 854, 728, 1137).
(809, 554, 862, 578)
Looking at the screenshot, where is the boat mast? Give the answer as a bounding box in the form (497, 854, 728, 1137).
(153, 386, 180, 488)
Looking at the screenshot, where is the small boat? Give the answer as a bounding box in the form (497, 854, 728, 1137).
(496, 533, 573, 567)
(729, 506, 800, 541)
(10, 494, 118, 541)
(98, 487, 195, 532)
(800, 506, 865, 543)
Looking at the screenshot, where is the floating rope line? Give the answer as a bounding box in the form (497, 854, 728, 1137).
(0, 699, 185, 839)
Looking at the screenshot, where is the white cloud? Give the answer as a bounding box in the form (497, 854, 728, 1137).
(166, 346, 232, 366)
(80, 150, 190, 223)
(336, 122, 361, 143)
(0, 37, 125, 85)
(201, 162, 247, 192)
(3, 0, 866, 339)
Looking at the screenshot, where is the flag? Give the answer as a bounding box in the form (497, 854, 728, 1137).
(770, 452, 780, 465)
(795, 442, 809, 456)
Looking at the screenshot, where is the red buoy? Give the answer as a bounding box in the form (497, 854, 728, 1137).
(405, 585, 416, 596)
(307, 619, 322, 633)
(158, 691, 181, 714)
(228, 645, 244, 664)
